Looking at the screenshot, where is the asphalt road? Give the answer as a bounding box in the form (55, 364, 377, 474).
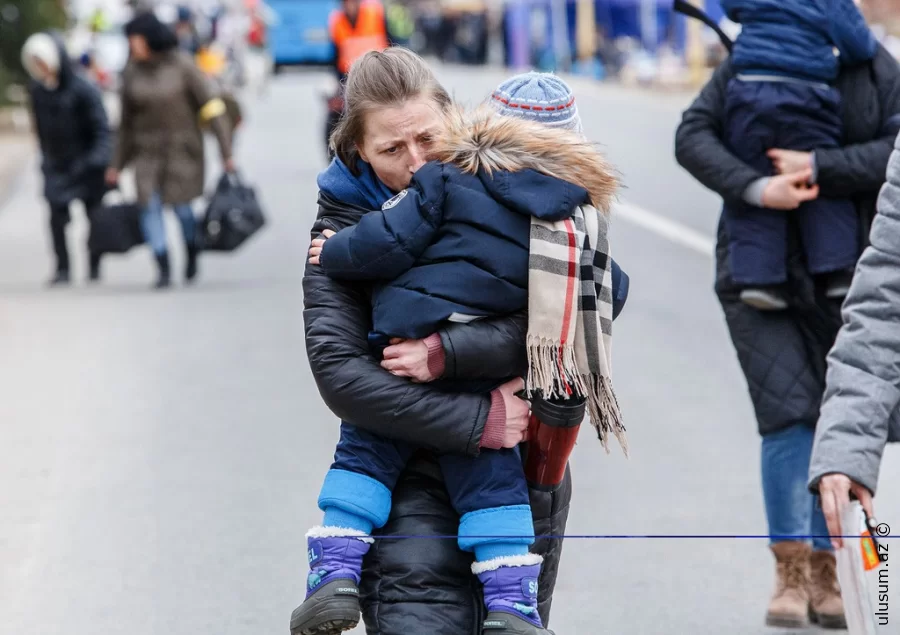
(0, 63, 896, 635)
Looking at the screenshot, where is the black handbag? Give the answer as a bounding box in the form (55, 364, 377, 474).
(200, 172, 266, 252)
(88, 190, 145, 255)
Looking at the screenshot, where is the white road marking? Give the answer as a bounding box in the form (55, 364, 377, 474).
(614, 201, 716, 257)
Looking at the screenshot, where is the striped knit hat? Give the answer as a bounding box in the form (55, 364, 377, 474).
(489, 72, 582, 133)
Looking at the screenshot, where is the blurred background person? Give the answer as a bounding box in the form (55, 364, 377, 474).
(106, 11, 236, 289)
(386, 2, 414, 48)
(329, 0, 390, 82)
(322, 0, 390, 158)
(175, 5, 202, 55)
(22, 31, 111, 286)
(195, 41, 245, 148)
(213, 0, 251, 87)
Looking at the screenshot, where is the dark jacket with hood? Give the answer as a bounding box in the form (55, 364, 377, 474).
(28, 32, 111, 207)
(674, 45, 900, 439)
(303, 111, 628, 634)
(319, 109, 619, 342)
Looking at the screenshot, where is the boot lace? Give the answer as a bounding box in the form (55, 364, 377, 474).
(782, 558, 808, 591)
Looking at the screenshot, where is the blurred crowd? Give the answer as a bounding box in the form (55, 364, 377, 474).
(68, 1, 272, 110)
(18, 2, 264, 288)
(53, 0, 900, 92)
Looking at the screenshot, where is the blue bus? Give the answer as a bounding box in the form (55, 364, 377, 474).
(267, 0, 338, 68)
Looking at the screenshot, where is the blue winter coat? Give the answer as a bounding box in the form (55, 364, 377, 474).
(319, 160, 624, 342)
(722, 0, 877, 83)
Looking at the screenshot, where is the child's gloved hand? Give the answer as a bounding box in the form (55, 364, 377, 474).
(308, 229, 335, 265)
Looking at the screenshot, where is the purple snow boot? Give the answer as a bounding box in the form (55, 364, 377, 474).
(475, 555, 556, 634)
(289, 528, 372, 635)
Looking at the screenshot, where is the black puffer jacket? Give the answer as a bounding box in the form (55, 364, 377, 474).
(303, 192, 571, 635)
(28, 33, 111, 207)
(674, 46, 900, 437)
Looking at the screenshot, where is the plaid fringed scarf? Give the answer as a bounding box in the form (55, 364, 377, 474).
(526, 205, 627, 455)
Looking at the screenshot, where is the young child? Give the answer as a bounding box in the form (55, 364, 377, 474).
(291, 74, 625, 635)
(720, 0, 877, 310)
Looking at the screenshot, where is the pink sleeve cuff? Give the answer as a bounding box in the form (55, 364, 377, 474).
(480, 389, 507, 450)
(423, 333, 446, 379)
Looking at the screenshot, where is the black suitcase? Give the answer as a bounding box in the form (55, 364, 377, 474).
(88, 194, 145, 255)
(200, 173, 266, 252)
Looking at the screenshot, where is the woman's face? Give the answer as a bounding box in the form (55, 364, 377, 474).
(128, 34, 151, 61)
(357, 95, 444, 192)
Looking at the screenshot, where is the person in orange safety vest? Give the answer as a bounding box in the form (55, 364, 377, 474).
(329, 0, 391, 80)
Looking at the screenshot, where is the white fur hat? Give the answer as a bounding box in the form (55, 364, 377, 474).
(21, 33, 61, 81)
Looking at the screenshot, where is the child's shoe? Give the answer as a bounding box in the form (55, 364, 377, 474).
(740, 287, 788, 311)
(290, 528, 372, 635)
(824, 269, 854, 300)
(475, 555, 556, 635)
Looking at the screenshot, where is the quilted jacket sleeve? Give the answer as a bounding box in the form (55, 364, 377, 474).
(319, 162, 446, 280)
(808, 133, 900, 496)
(674, 60, 765, 206)
(815, 46, 900, 199)
(304, 193, 490, 457)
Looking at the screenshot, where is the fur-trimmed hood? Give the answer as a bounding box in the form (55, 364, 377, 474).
(429, 105, 619, 215)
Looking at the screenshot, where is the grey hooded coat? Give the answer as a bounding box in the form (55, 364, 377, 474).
(808, 133, 900, 496)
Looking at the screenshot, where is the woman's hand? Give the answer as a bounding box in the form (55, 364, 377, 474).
(761, 169, 819, 210)
(105, 167, 119, 187)
(381, 337, 435, 382)
(818, 473, 876, 549)
(224, 157, 237, 173)
(496, 377, 531, 448)
(308, 229, 335, 265)
(768, 149, 812, 175)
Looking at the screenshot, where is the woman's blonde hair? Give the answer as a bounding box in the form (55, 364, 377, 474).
(331, 47, 451, 173)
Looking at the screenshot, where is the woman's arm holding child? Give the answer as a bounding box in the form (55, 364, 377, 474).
(382, 258, 630, 382)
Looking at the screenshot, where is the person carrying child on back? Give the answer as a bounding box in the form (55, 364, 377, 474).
(719, 0, 877, 310)
(291, 71, 627, 635)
